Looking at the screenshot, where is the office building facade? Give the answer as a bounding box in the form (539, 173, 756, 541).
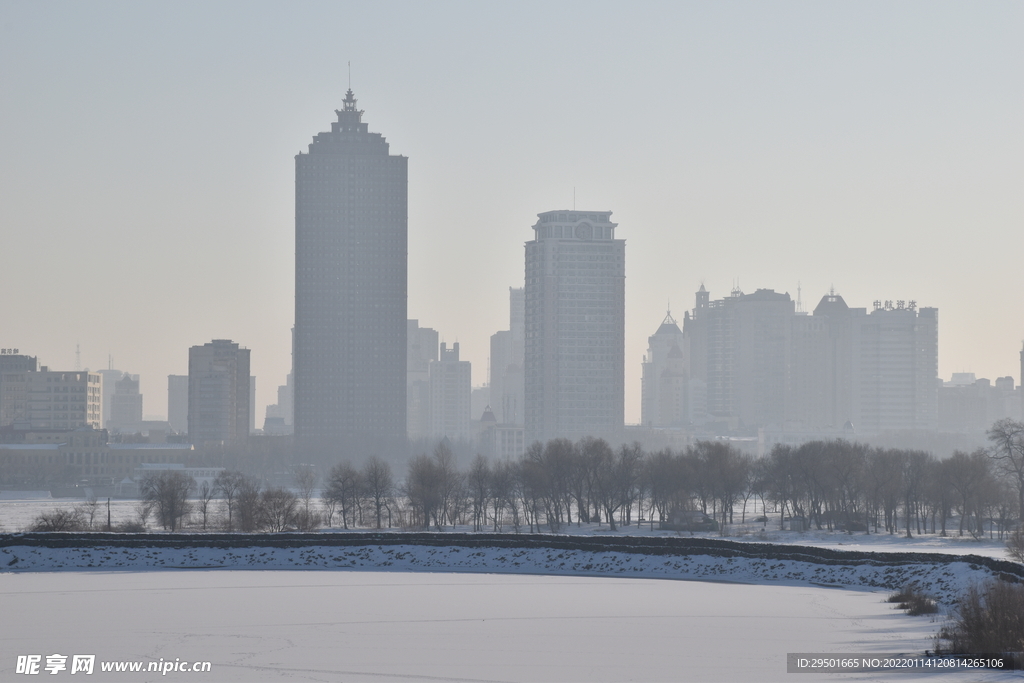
(524, 210, 625, 444)
(294, 89, 407, 458)
(187, 340, 250, 444)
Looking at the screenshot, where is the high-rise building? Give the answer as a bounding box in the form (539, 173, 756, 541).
(849, 302, 938, 433)
(294, 89, 407, 459)
(187, 340, 250, 444)
(429, 342, 472, 440)
(684, 287, 794, 431)
(524, 210, 625, 444)
(167, 375, 188, 433)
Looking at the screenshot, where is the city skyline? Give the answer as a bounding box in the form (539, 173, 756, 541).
(2, 2, 1021, 427)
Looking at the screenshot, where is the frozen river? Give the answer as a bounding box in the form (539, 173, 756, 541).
(2, 570, 1014, 682)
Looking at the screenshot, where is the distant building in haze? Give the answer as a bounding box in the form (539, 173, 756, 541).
(684, 287, 794, 431)
(293, 88, 407, 459)
(0, 367, 100, 430)
(167, 375, 188, 433)
(490, 287, 525, 426)
(429, 342, 471, 440)
(407, 320, 439, 440)
(0, 352, 38, 427)
(188, 340, 250, 444)
(681, 287, 938, 435)
(96, 367, 123, 429)
(641, 311, 698, 427)
(108, 373, 142, 432)
(524, 210, 625, 444)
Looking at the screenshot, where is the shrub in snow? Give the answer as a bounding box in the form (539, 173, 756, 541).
(28, 508, 86, 532)
(886, 585, 938, 615)
(936, 580, 1024, 667)
(1007, 525, 1024, 564)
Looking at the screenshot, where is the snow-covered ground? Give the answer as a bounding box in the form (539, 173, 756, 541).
(1, 570, 1015, 682)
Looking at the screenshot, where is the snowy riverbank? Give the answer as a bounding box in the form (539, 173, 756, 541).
(3, 532, 1021, 607)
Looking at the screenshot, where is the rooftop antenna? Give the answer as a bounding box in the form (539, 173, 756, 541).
(348, 61, 351, 90)
(797, 281, 802, 313)
(108, 354, 112, 370)
(75, 343, 81, 371)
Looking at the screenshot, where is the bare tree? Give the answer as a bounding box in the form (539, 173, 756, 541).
(260, 487, 298, 532)
(944, 450, 992, 537)
(235, 475, 263, 532)
(405, 453, 443, 529)
(76, 495, 101, 529)
(141, 470, 195, 532)
(324, 461, 360, 529)
(195, 480, 216, 530)
(293, 465, 321, 531)
(489, 459, 514, 531)
(988, 419, 1024, 522)
(295, 465, 318, 512)
(466, 454, 491, 531)
(363, 456, 394, 529)
(214, 470, 245, 530)
(433, 442, 464, 527)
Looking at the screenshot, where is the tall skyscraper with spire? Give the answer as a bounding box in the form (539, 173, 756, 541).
(294, 89, 408, 459)
(524, 210, 625, 444)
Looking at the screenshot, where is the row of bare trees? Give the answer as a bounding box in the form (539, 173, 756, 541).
(316, 422, 1024, 539)
(30, 419, 1023, 543)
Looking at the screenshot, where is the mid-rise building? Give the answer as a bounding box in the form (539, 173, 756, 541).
(0, 367, 101, 430)
(524, 210, 625, 444)
(187, 340, 250, 444)
(294, 89, 407, 459)
(429, 342, 471, 440)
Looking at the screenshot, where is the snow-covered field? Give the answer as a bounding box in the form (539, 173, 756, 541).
(2, 570, 1015, 683)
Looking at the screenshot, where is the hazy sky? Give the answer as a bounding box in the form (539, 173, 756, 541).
(2, 1, 1021, 425)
